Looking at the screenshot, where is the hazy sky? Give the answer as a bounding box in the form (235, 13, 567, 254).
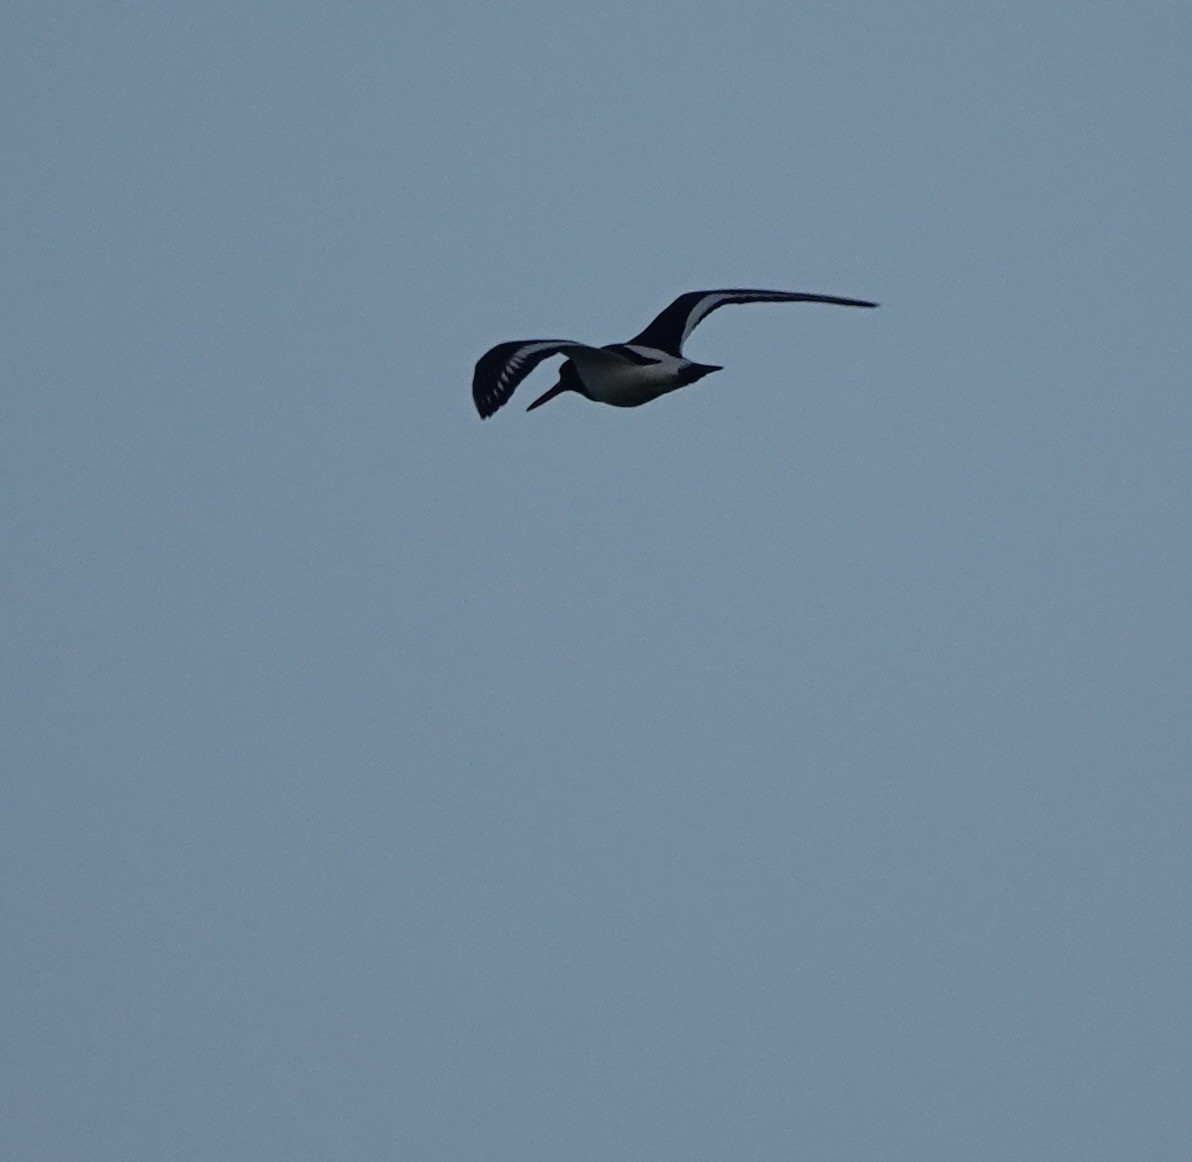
(5, 4, 1191, 1159)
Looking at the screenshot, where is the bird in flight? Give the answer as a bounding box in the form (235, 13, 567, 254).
(472, 288, 877, 419)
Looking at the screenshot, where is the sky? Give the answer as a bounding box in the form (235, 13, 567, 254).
(4, 3, 1191, 1159)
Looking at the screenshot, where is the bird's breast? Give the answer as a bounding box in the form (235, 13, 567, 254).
(574, 354, 690, 408)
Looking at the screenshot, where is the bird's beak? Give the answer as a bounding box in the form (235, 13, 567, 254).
(526, 381, 567, 412)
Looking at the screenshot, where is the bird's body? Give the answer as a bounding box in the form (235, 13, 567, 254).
(554, 345, 716, 408)
(472, 288, 877, 419)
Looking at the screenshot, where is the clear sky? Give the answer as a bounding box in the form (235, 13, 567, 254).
(5, 3, 1191, 1159)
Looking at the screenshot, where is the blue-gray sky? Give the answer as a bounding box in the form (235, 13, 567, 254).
(5, 4, 1191, 1159)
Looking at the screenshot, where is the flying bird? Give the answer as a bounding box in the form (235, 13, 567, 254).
(472, 288, 877, 419)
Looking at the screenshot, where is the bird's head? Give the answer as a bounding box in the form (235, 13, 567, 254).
(526, 360, 587, 412)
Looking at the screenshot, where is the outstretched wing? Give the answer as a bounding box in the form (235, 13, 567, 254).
(472, 339, 595, 419)
(629, 289, 878, 356)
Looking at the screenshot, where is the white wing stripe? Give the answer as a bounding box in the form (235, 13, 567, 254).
(681, 293, 737, 346)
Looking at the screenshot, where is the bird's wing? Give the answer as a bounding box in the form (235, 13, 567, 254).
(628, 289, 878, 356)
(472, 340, 595, 419)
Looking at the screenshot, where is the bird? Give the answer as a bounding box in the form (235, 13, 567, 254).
(472, 288, 877, 419)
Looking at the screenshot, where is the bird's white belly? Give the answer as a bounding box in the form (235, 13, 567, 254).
(571, 352, 685, 408)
